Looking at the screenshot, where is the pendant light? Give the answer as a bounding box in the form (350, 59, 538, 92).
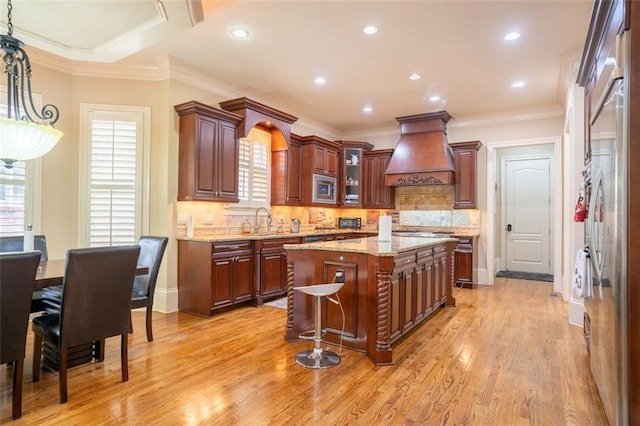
(0, 0, 62, 169)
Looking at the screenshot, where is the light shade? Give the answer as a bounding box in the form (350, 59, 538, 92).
(0, 118, 63, 167)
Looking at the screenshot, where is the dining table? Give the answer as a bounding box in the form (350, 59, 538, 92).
(35, 259, 149, 289)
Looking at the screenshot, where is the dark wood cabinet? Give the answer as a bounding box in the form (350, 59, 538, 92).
(339, 141, 373, 208)
(389, 244, 450, 344)
(177, 240, 253, 317)
(254, 237, 301, 304)
(454, 236, 474, 289)
(451, 141, 481, 209)
(272, 134, 302, 205)
(175, 101, 244, 202)
(363, 149, 395, 209)
(299, 135, 342, 206)
(299, 135, 340, 178)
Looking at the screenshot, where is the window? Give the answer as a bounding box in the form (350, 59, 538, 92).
(0, 87, 41, 236)
(79, 105, 150, 247)
(237, 127, 270, 208)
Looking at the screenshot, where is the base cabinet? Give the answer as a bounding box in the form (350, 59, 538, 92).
(454, 236, 474, 289)
(178, 240, 253, 317)
(255, 237, 301, 304)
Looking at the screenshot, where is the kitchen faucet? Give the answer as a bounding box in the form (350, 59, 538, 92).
(254, 207, 272, 234)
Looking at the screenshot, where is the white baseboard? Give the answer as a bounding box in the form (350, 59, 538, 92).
(476, 267, 491, 285)
(569, 296, 584, 327)
(154, 287, 179, 313)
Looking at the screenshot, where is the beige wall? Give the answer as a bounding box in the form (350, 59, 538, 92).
(29, 57, 569, 311)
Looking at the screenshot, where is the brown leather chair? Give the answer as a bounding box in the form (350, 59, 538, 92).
(0, 251, 41, 419)
(130, 236, 168, 342)
(0, 235, 49, 312)
(32, 245, 140, 403)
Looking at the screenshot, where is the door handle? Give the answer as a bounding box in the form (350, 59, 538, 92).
(507, 224, 512, 232)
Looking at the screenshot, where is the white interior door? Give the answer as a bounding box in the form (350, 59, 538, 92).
(503, 157, 552, 274)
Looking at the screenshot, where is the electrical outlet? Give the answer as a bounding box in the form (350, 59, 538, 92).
(177, 216, 187, 224)
(203, 216, 214, 225)
(335, 269, 345, 283)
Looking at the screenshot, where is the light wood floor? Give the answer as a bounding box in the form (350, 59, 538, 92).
(1, 278, 607, 425)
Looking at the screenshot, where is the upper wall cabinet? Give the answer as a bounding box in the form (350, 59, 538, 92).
(339, 141, 373, 208)
(451, 141, 482, 209)
(272, 133, 303, 205)
(299, 135, 342, 206)
(175, 101, 244, 202)
(299, 135, 340, 178)
(363, 149, 395, 209)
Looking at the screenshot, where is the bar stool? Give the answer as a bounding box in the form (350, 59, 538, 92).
(294, 283, 344, 369)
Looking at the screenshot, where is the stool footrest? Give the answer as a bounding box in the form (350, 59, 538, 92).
(295, 348, 341, 369)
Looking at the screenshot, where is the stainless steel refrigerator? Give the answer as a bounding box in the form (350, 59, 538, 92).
(584, 22, 629, 426)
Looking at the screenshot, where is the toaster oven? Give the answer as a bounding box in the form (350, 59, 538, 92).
(338, 217, 361, 230)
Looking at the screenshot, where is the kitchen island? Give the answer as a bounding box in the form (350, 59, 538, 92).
(284, 235, 457, 365)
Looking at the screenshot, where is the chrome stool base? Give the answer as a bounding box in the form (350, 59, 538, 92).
(296, 347, 341, 369)
(293, 283, 344, 370)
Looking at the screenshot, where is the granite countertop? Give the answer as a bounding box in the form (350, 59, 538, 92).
(177, 229, 375, 243)
(177, 226, 480, 243)
(283, 235, 456, 256)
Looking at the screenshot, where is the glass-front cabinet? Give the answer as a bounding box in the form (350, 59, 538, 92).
(339, 141, 373, 207)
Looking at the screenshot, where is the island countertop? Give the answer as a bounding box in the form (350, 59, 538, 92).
(284, 235, 457, 256)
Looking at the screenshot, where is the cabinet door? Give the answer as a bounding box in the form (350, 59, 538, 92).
(363, 150, 395, 209)
(260, 250, 287, 298)
(434, 246, 448, 306)
(452, 143, 480, 209)
(216, 121, 240, 201)
(312, 145, 327, 174)
(402, 270, 416, 332)
(325, 147, 339, 177)
(287, 141, 302, 204)
(390, 272, 402, 343)
(234, 253, 254, 302)
(212, 256, 234, 309)
(454, 237, 473, 287)
(343, 147, 363, 207)
(194, 115, 218, 199)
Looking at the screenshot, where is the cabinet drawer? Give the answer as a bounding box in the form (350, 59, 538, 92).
(433, 244, 447, 258)
(212, 241, 252, 255)
(394, 251, 416, 271)
(416, 247, 433, 262)
(260, 237, 301, 250)
(455, 236, 473, 252)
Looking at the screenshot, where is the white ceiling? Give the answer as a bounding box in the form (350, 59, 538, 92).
(3, 0, 593, 134)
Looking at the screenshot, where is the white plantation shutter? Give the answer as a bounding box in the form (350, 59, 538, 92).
(89, 119, 137, 246)
(79, 105, 149, 248)
(237, 136, 270, 207)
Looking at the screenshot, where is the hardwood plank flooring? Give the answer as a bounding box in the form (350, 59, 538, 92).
(1, 278, 607, 425)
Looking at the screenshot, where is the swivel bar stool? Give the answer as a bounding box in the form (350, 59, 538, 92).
(294, 283, 344, 369)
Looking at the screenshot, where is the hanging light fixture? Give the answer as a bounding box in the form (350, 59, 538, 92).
(0, 0, 62, 169)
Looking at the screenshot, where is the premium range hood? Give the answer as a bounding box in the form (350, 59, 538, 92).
(384, 111, 455, 186)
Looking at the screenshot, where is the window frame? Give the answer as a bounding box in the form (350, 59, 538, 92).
(78, 104, 150, 247)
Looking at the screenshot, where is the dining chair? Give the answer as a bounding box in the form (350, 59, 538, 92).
(0, 251, 41, 419)
(31, 245, 141, 403)
(130, 236, 168, 342)
(0, 235, 49, 312)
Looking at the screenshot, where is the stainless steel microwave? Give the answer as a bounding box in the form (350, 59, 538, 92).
(312, 174, 336, 204)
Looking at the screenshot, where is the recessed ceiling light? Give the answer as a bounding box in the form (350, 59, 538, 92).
(409, 73, 421, 80)
(429, 95, 441, 102)
(314, 76, 326, 85)
(363, 106, 373, 113)
(512, 81, 525, 88)
(504, 31, 521, 41)
(363, 25, 378, 35)
(231, 27, 249, 38)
